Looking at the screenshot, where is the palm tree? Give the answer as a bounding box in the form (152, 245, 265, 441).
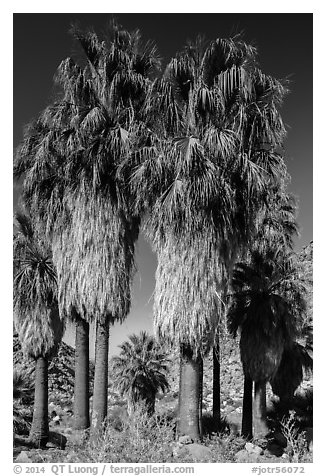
(14, 20, 160, 433)
(13, 212, 64, 446)
(212, 285, 229, 431)
(270, 324, 312, 406)
(237, 188, 301, 438)
(228, 249, 306, 438)
(72, 308, 90, 429)
(13, 367, 34, 436)
(129, 35, 288, 440)
(111, 331, 169, 415)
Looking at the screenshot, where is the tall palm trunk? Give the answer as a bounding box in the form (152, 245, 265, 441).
(253, 381, 268, 438)
(198, 356, 203, 437)
(242, 374, 253, 439)
(212, 340, 221, 431)
(74, 315, 90, 429)
(29, 356, 48, 447)
(178, 344, 201, 441)
(92, 318, 109, 433)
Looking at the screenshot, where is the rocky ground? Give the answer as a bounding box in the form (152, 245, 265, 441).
(13, 242, 313, 462)
(13, 331, 313, 463)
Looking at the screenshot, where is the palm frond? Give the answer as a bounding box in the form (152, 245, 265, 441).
(13, 213, 63, 359)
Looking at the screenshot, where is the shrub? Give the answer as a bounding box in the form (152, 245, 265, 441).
(59, 402, 176, 463)
(280, 411, 312, 463)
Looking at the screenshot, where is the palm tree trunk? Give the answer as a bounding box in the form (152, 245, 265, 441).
(198, 355, 203, 437)
(74, 315, 90, 429)
(178, 343, 201, 441)
(253, 381, 268, 438)
(146, 395, 155, 416)
(29, 356, 48, 447)
(213, 341, 221, 431)
(91, 318, 109, 433)
(242, 374, 253, 439)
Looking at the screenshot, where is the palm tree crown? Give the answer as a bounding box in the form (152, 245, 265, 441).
(126, 35, 289, 356)
(14, 20, 160, 325)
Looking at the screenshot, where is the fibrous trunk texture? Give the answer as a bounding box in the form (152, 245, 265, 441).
(242, 374, 253, 439)
(73, 316, 90, 430)
(178, 344, 201, 441)
(212, 342, 221, 430)
(198, 356, 203, 437)
(92, 319, 109, 433)
(29, 356, 49, 447)
(253, 381, 268, 438)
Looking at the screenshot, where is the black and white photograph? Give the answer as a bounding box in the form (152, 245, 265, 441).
(11, 8, 314, 469)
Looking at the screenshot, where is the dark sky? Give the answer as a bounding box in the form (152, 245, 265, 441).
(13, 13, 313, 355)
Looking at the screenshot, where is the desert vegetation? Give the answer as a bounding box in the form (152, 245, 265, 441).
(13, 19, 312, 463)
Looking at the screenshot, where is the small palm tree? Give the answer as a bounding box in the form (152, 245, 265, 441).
(111, 331, 169, 415)
(13, 212, 64, 446)
(228, 249, 306, 438)
(13, 367, 34, 403)
(270, 324, 313, 405)
(13, 367, 34, 435)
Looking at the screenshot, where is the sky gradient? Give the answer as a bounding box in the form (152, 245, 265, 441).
(13, 13, 313, 356)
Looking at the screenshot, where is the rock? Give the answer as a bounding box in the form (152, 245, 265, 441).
(281, 453, 291, 462)
(65, 453, 78, 463)
(254, 438, 268, 449)
(186, 443, 212, 461)
(173, 442, 213, 461)
(15, 451, 32, 463)
(171, 444, 185, 458)
(48, 431, 67, 450)
(245, 442, 264, 455)
(178, 435, 193, 445)
(234, 449, 261, 463)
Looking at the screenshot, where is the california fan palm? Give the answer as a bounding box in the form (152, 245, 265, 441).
(228, 249, 306, 438)
(270, 324, 312, 406)
(127, 34, 289, 440)
(13, 212, 63, 446)
(14, 21, 160, 433)
(111, 331, 169, 415)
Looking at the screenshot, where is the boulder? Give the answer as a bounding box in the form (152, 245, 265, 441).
(15, 451, 32, 463)
(234, 449, 261, 463)
(245, 442, 264, 455)
(185, 443, 213, 461)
